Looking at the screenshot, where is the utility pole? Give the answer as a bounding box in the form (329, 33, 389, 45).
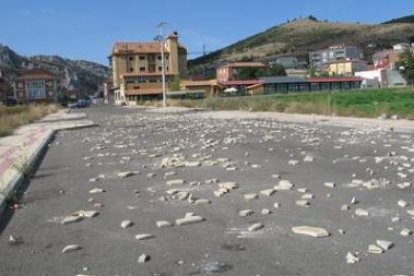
(157, 22, 167, 109)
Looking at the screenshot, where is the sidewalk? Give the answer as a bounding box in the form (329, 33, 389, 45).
(191, 110, 414, 133)
(0, 110, 96, 215)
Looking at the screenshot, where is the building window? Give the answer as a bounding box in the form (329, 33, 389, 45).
(26, 80, 46, 99)
(139, 56, 145, 60)
(158, 55, 162, 60)
(129, 56, 134, 61)
(17, 82, 24, 89)
(140, 67, 146, 72)
(129, 68, 134, 72)
(158, 66, 162, 71)
(149, 79, 157, 83)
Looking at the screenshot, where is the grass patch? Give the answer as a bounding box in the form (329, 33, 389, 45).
(0, 104, 59, 137)
(141, 88, 414, 119)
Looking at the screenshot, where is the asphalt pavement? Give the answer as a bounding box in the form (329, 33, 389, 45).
(0, 105, 413, 276)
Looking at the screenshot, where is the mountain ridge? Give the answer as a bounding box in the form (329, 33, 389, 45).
(0, 44, 110, 94)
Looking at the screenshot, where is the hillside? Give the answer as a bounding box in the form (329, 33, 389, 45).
(0, 45, 110, 94)
(383, 15, 414, 24)
(189, 18, 414, 73)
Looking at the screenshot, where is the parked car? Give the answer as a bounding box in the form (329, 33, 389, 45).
(68, 99, 90, 109)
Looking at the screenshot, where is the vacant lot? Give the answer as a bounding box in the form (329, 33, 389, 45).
(149, 88, 414, 119)
(0, 104, 59, 137)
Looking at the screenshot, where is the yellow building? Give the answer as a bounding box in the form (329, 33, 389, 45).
(328, 59, 367, 77)
(110, 32, 187, 104)
(180, 80, 223, 97)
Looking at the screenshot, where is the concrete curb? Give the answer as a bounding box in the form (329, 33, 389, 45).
(0, 121, 97, 217)
(0, 130, 55, 216)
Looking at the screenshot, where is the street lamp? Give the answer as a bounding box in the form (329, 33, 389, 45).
(155, 22, 167, 109)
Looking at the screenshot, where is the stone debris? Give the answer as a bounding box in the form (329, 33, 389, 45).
(273, 202, 281, 208)
(376, 240, 393, 251)
(297, 188, 308, 193)
(274, 180, 294, 191)
(195, 198, 211, 205)
(291, 226, 330, 238)
(239, 209, 254, 217)
(244, 193, 258, 201)
(406, 209, 414, 216)
(156, 220, 173, 228)
(368, 244, 384, 254)
(166, 179, 186, 186)
(260, 188, 276, 197)
(73, 210, 99, 218)
(218, 182, 238, 191)
(346, 252, 360, 264)
(398, 200, 408, 208)
(248, 223, 264, 232)
(296, 200, 310, 207)
(160, 156, 185, 168)
(61, 244, 82, 254)
(355, 208, 369, 217)
(120, 220, 134, 229)
(61, 215, 83, 225)
(324, 182, 336, 188)
(301, 193, 314, 200)
(303, 155, 314, 163)
(117, 171, 134, 178)
(89, 188, 105, 194)
(400, 228, 412, 237)
(135, 234, 154, 241)
(137, 254, 151, 263)
(261, 208, 271, 215)
(175, 213, 204, 226)
(341, 204, 350, 211)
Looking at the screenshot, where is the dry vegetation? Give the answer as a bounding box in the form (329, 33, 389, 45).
(140, 88, 414, 120)
(0, 104, 59, 137)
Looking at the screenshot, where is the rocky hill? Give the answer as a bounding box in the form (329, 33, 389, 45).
(0, 44, 110, 94)
(189, 16, 414, 74)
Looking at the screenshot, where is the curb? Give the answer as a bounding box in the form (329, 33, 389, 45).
(0, 130, 55, 216)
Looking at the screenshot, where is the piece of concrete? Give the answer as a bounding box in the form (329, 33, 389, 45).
(274, 180, 294, 191)
(166, 179, 186, 186)
(248, 223, 264, 232)
(61, 244, 82, 254)
(89, 188, 105, 194)
(376, 240, 393, 251)
(368, 244, 384, 254)
(244, 193, 258, 201)
(156, 220, 173, 228)
(135, 234, 154, 241)
(239, 209, 254, 217)
(355, 208, 369, 216)
(260, 189, 276, 197)
(291, 226, 330, 238)
(120, 220, 134, 229)
(61, 215, 83, 225)
(176, 215, 204, 226)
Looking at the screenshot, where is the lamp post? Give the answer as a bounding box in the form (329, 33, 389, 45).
(155, 22, 167, 109)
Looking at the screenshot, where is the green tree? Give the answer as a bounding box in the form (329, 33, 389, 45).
(169, 76, 181, 91)
(397, 49, 414, 85)
(268, 64, 287, 77)
(235, 67, 266, 80)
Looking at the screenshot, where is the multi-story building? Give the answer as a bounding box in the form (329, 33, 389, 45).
(309, 45, 363, 69)
(110, 32, 187, 104)
(0, 69, 13, 102)
(14, 69, 58, 103)
(216, 62, 266, 82)
(373, 43, 414, 70)
(328, 59, 367, 76)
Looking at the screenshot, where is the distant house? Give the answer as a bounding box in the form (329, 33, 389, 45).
(373, 44, 414, 70)
(309, 45, 363, 69)
(180, 79, 223, 97)
(216, 62, 266, 82)
(14, 69, 58, 103)
(327, 59, 367, 76)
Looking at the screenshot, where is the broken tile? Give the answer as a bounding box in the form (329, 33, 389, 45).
(135, 234, 154, 241)
(248, 223, 264, 232)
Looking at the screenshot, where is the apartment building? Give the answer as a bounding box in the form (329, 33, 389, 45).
(14, 69, 58, 103)
(328, 59, 367, 76)
(216, 62, 266, 82)
(110, 32, 187, 104)
(309, 45, 363, 68)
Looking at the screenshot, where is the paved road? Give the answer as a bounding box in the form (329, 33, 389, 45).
(0, 105, 413, 276)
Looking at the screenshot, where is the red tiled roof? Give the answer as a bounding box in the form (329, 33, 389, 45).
(309, 77, 363, 83)
(16, 69, 56, 80)
(113, 42, 164, 54)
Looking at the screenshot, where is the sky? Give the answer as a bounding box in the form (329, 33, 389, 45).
(0, 0, 413, 65)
